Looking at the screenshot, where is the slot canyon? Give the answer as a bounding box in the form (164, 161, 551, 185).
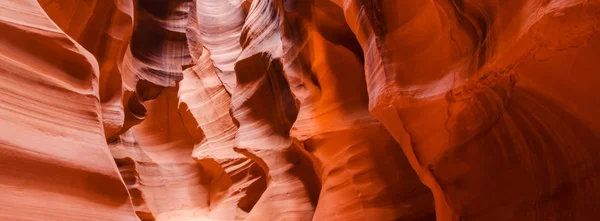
(1, 0, 600, 220)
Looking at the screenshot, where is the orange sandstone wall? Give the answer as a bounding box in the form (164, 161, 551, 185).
(1, 0, 600, 221)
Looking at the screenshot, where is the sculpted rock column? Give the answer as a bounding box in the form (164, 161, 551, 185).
(40, 0, 136, 139)
(0, 1, 138, 220)
(176, 3, 266, 218)
(278, 1, 435, 220)
(110, 131, 156, 221)
(230, 0, 321, 220)
(113, 88, 210, 220)
(117, 0, 194, 139)
(339, 0, 600, 220)
(195, 0, 247, 94)
(178, 49, 267, 220)
(109, 1, 211, 220)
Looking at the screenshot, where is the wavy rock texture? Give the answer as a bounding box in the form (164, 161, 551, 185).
(194, 0, 246, 93)
(178, 4, 266, 218)
(40, 0, 135, 139)
(229, 0, 320, 220)
(178, 51, 266, 220)
(2, 0, 600, 221)
(278, 1, 434, 220)
(339, 0, 600, 220)
(0, 1, 138, 220)
(111, 87, 210, 220)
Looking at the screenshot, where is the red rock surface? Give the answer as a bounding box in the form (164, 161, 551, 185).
(1, 0, 600, 220)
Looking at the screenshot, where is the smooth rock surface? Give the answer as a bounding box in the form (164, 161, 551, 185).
(2, 0, 600, 221)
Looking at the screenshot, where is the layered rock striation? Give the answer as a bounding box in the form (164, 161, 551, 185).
(1, 0, 600, 221)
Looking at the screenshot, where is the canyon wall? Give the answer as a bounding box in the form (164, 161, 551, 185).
(1, 0, 600, 220)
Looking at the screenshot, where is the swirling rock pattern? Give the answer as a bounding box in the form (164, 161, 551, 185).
(279, 1, 434, 220)
(0, 1, 138, 220)
(2, 0, 600, 221)
(339, 0, 600, 220)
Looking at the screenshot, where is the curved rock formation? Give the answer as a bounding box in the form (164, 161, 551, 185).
(278, 1, 434, 220)
(113, 87, 209, 220)
(179, 51, 266, 220)
(178, 5, 266, 218)
(41, 0, 135, 139)
(0, 1, 138, 220)
(339, 0, 600, 220)
(229, 0, 320, 220)
(194, 0, 246, 93)
(2, 0, 600, 221)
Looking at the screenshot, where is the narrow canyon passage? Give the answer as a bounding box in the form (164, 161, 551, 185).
(1, 0, 600, 221)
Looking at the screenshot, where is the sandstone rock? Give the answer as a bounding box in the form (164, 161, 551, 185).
(2, 0, 600, 221)
(0, 1, 138, 220)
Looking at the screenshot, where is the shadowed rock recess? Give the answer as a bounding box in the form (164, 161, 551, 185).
(1, 0, 600, 220)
